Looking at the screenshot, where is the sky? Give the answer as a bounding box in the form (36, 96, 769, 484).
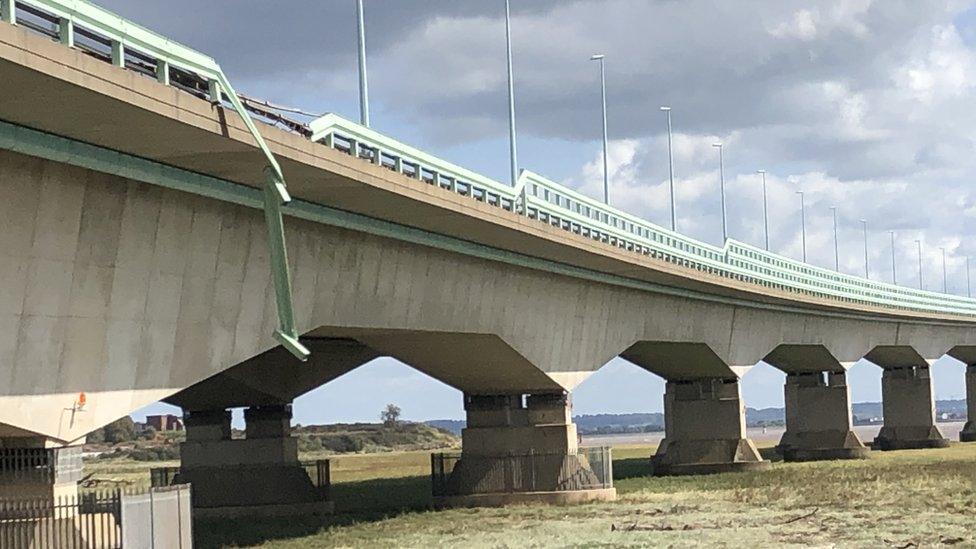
(103, 0, 976, 424)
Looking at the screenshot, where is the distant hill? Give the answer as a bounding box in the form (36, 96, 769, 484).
(425, 400, 968, 436)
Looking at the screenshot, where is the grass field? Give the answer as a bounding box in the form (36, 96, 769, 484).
(87, 442, 976, 548)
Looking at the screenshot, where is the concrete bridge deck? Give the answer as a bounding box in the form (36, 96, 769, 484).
(1, 0, 975, 512)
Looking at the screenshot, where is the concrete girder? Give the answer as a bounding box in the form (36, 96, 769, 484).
(165, 338, 379, 411)
(863, 346, 937, 369)
(763, 345, 847, 374)
(305, 328, 565, 394)
(620, 342, 752, 381)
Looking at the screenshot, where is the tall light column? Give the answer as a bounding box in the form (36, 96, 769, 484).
(860, 219, 869, 279)
(796, 190, 806, 262)
(941, 247, 948, 293)
(713, 143, 727, 242)
(968, 256, 972, 298)
(830, 206, 839, 270)
(889, 231, 897, 285)
(356, 0, 370, 126)
(758, 170, 769, 251)
(916, 239, 923, 290)
(504, 0, 519, 190)
(591, 54, 609, 204)
(661, 106, 676, 231)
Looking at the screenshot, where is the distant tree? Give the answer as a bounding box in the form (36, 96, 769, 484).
(381, 404, 402, 427)
(100, 417, 137, 444)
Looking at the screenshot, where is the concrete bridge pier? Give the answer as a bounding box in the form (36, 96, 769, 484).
(963, 365, 976, 442)
(650, 378, 767, 475)
(436, 392, 616, 507)
(621, 342, 767, 475)
(945, 347, 976, 442)
(176, 404, 332, 518)
(764, 345, 868, 461)
(866, 347, 949, 450)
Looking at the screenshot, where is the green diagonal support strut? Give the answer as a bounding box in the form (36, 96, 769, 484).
(216, 74, 311, 361)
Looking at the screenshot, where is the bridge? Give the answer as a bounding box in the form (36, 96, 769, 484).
(1, 0, 975, 514)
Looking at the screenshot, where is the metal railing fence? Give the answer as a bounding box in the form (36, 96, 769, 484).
(0, 489, 122, 548)
(312, 113, 976, 318)
(431, 446, 613, 497)
(0, 446, 83, 486)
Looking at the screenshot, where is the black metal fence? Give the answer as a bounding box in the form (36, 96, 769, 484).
(151, 459, 332, 500)
(431, 446, 613, 497)
(0, 446, 83, 485)
(0, 490, 122, 548)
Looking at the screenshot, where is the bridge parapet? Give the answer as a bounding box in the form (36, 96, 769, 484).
(310, 112, 976, 318)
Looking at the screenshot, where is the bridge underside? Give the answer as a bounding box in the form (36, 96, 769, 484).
(2, 18, 976, 509)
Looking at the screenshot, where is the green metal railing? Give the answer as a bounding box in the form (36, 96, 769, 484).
(3, 0, 308, 359)
(311, 114, 976, 317)
(7, 0, 976, 320)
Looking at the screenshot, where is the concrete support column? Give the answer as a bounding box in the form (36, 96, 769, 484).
(652, 378, 767, 475)
(439, 392, 615, 506)
(177, 404, 330, 517)
(962, 365, 976, 442)
(778, 372, 868, 461)
(874, 366, 950, 450)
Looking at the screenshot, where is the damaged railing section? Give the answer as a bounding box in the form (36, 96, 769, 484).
(3, 0, 309, 360)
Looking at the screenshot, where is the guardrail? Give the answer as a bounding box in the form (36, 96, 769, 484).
(3, 0, 309, 359)
(6, 0, 974, 320)
(312, 113, 976, 317)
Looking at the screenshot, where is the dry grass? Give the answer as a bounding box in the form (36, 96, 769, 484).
(87, 442, 976, 548)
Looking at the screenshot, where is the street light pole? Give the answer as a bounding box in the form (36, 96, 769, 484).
(968, 256, 972, 298)
(830, 206, 839, 270)
(591, 54, 609, 204)
(889, 231, 896, 285)
(796, 190, 806, 262)
(356, 0, 370, 126)
(758, 170, 769, 251)
(916, 239, 923, 290)
(860, 219, 869, 279)
(504, 0, 518, 190)
(941, 247, 948, 293)
(713, 143, 727, 242)
(661, 106, 676, 231)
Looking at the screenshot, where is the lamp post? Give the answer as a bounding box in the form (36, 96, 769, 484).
(356, 0, 370, 126)
(941, 247, 948, 293)
(830, 206, 839, 270)
(661, 106, 676, 231)
(590, 54, 609, 204)
(968, 256, 972, 298)
(860, 219, 869, 279)
(713, 143, 727, 242)
(504, 0, 518, 190)
(796, 190, 806, 262)
(916, 239, 923, 290)
(889, 231, 896, 285)
(758, 170, 769, 251)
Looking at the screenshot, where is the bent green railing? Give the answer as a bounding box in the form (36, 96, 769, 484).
(3, 0, 309, 359)
(311, 114, 976, 317)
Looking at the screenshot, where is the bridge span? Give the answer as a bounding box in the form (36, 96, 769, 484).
(1, 0, 975, 514)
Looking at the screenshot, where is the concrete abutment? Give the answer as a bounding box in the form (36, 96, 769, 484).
(435, 392, 615, 507)
(651, 379, 768, 475)
(778, 372, 868, 461)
